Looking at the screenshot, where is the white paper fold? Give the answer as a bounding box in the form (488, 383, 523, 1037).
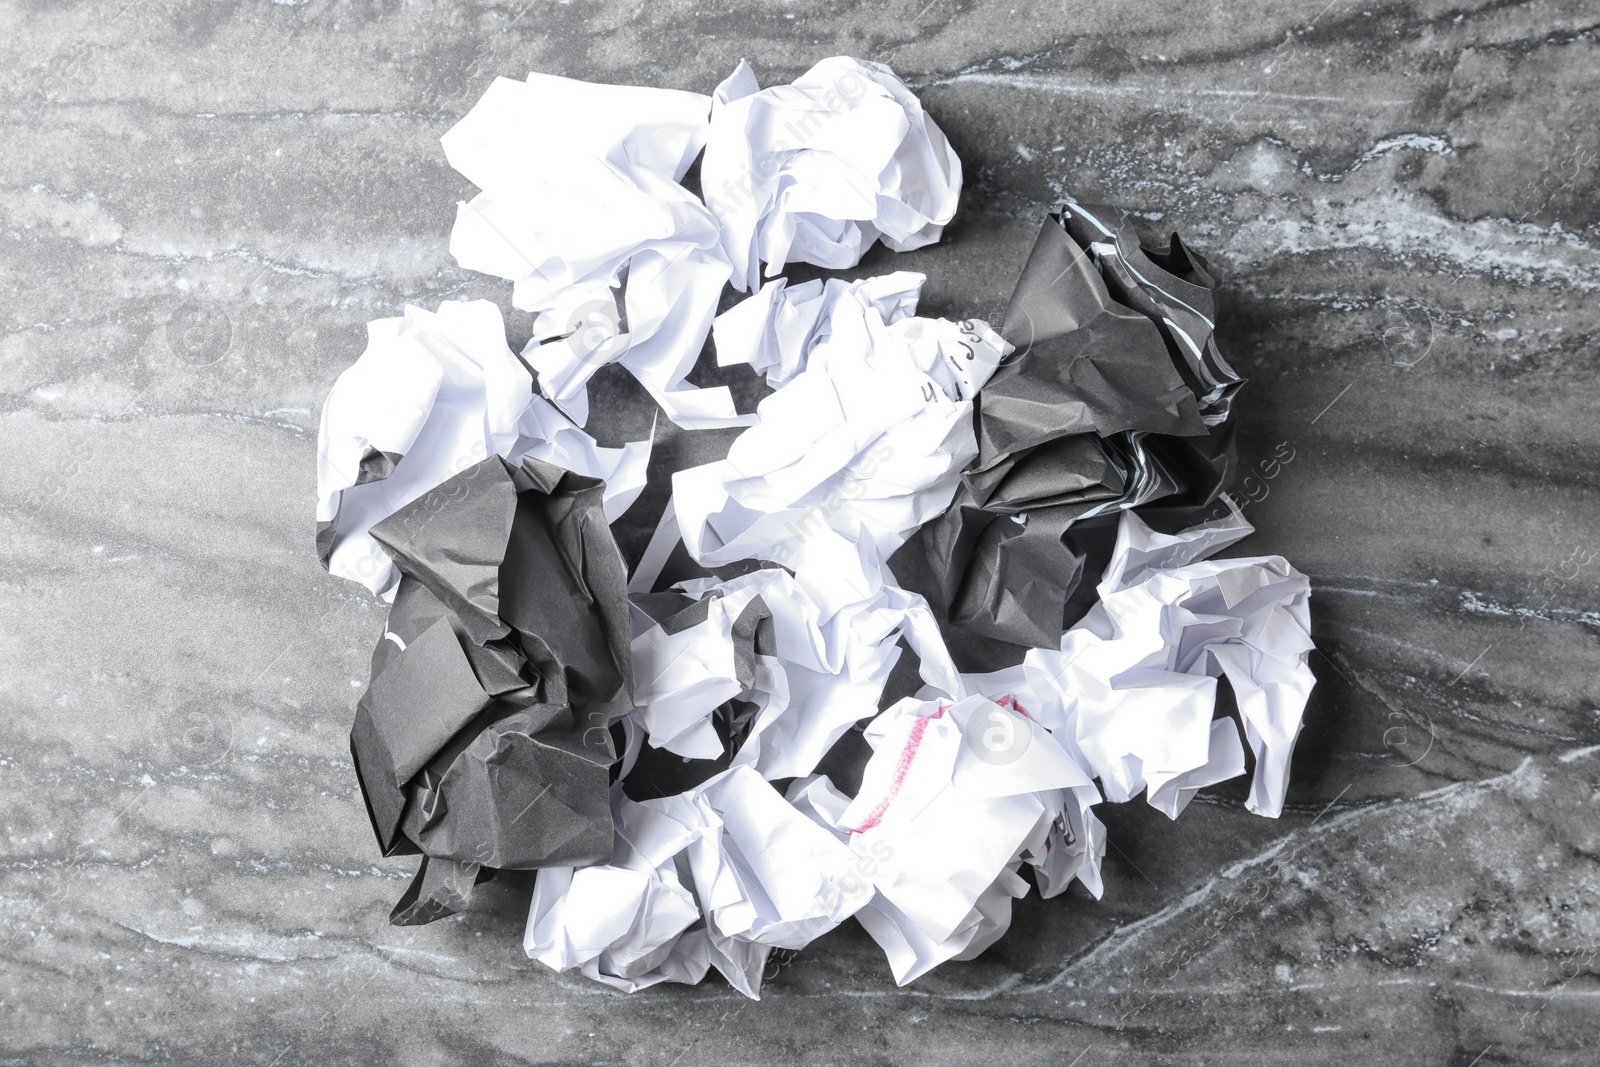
(703, 57, 962, 291)
(525, 792, 706, 993)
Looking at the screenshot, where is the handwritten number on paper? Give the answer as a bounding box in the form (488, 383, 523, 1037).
(957, 320, 984, 360)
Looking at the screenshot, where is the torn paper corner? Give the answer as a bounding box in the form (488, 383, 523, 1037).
(703, 56, 962, 292)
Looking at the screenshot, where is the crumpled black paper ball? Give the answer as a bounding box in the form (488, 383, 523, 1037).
(895, 199, 1245, 649)
(348, 455, 634, 924)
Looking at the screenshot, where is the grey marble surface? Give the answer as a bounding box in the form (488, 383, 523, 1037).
(3, 1, 1599, 1063)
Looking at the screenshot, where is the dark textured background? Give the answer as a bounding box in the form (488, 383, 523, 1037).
(3, 1, 1598, 1063)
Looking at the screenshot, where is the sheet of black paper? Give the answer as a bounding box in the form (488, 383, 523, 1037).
(893, 201, 1244, 649)
(350, 454, 634, 925)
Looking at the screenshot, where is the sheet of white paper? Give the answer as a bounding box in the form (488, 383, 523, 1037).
(629, 557, 960, 780)
(799, 695, 1104, 985)
(786, 772, 1024, 981)
(1024, 501, 1316, 818)
(702, 57, 962, 291)
(712, 271, 925, 387)
(674, 280, 1010, 578)
(442, 73, 751, 430)
(525, 790, 705, 993)
(630, 584, 766, 759)
(527, 767, 870, 999)
(315, 299, 649, 598)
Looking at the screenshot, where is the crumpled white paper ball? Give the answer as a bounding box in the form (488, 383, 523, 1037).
(702, 56, 963, 292)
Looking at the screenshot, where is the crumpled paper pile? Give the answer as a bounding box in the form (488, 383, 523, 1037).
(313, 56, 1316, 996)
